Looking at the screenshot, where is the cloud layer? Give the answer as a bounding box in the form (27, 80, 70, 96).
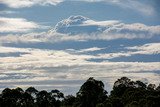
(0, 17, 41, 33)
(0, 16, 159, 43)
(0, 0, 63, 8)
(0, 0, 156, 16)
(0, 42, 160, 93)
(0, 15, 159, 94)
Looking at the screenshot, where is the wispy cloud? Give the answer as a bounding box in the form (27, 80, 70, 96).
(96, 43, 160, 60)
(0, 21, 160, 43)
(0, 0, 156, 16)
(126, 43, 160, 55)
(47, 15, 160, 42)
(0, 10, 17, 14)
(77, 47, 105, 53)
(75, 0, 156, 16)
(0, 0, 63, 8)
(0, 17, 48, 33)
(0, 45, 160, 93)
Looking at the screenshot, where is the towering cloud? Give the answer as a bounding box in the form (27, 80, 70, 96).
(48, 15, 160, 41)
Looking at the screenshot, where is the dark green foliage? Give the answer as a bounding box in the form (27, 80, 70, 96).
(25, 87, 38, 95)
(0, 87, 64, 107)
(0, 77, 159, 107)
(62, 95, 76, 107)
(109, 77, 160, 107)
(75, 77, 108, 107)
(36, 90, 51, 107)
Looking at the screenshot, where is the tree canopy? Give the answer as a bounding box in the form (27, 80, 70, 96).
(0, 77, 160, 107)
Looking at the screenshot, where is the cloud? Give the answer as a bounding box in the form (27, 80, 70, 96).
(0, 15, 159, 94)
(0, 17, 47, 33)
(0, 0, 63, 8)
(126, 43, 160, 55)
(66, 47, 105, 53)
(74, 0, 155, 16)
(84, 19, 160, 36)
(49, 15, 160, 41)
(0, 45, 160, 93)
(78, 47, 105, 53)
(0, 0, 156, 16)
(0, 45, 159, 72)
(0, 24, 160, 44)
(0, 10, 17, 14)
(94, 43, 160, 60)
(0, 15, 160, 43)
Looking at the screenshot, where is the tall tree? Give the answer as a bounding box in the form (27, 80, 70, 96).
(75, 77, 108, 107)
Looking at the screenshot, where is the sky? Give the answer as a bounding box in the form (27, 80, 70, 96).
(0, 0, 160, 95)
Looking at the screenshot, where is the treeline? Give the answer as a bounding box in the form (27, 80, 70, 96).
(0, 77, 160, 107)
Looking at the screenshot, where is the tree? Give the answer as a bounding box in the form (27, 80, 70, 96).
(62, 95, 76, 106)
(1, 87, 25, 107)
(111, 77, 132, 97)
(75, 77, 108, 107)
(50, 89, 64, 100)
(135, 80, 147, 89)
(25, 86, 38, 103)
(0, 77, 159, 107)
(25, 87, 38, 95)
(147, 84, 156, 91)
(25, 87, 38, 98)
(22, 92, 35, 107)
(156, 84, 160, 91)
(50, 89, 64, 107)
(36, 90, 52, 107)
